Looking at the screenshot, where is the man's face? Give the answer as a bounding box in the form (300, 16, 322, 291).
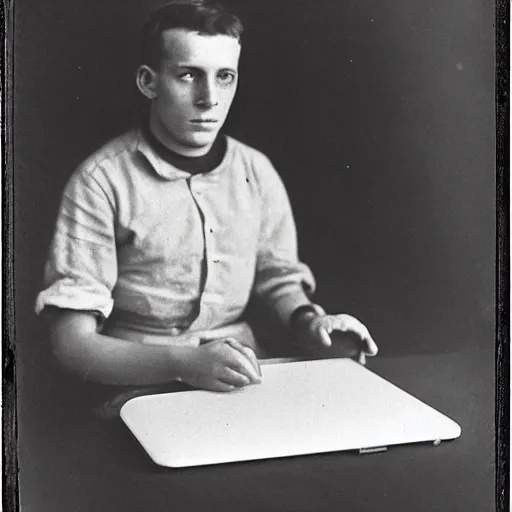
(150, 28, 241, 156)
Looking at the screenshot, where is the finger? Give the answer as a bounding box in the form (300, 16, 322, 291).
(217, 366, 252, 388)
(363, 333, 378, 356)
(320, 316, 335, 334)
(345, 320, 377, 356)
(338, 316, 377, 356)
(224, 338, 260, 374)
(317, 326, 332, 348)
(224, 340, 261, 383)
(209, 379, 238, 393)
(339, 315, 358, 333)
(306, 318, 332, 349)
(358, 352, 367, 365)
(238, 344, 262, 378)
(346, 324, 377, 356)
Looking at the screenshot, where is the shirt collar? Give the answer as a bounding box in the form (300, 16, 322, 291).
(134, 128, 232, 181)
(134, 128, 192, 181)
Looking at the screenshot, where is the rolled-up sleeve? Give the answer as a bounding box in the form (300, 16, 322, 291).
(252, 156, 316, 325)
(35, 167, 118, 318)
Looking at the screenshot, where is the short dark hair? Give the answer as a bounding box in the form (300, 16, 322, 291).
(141, 0, 243, 69)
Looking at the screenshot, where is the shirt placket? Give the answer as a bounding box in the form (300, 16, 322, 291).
(187, 175, 223, 331)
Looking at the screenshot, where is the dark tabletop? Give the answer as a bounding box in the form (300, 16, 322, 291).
(18, 343, 495, 512)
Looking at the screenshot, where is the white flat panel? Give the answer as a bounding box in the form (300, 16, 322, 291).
(120, 359, 461, 467)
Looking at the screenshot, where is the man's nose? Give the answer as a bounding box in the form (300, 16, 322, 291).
(195, 78, 219, 108)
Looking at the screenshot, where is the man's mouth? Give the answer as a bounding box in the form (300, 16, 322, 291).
(189, 119, 218, 131)
(190, 119, 218, 124)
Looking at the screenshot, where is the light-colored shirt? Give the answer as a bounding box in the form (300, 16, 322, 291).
(35, 129, 316, 336)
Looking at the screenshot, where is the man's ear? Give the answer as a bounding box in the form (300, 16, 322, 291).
(136, 65, 158, 99)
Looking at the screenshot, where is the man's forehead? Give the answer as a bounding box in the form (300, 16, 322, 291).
(160, 28, 241, 68)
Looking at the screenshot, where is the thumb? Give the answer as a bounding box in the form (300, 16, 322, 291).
(316, 325, 332, 348)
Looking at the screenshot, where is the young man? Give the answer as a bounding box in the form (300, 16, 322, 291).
(36, 0, 377, 392)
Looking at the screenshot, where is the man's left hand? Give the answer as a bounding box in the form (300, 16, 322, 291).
(294, 312, 378, 364)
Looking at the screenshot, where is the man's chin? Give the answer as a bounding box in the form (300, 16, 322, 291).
(159, 129, 220, 155)
(184, 132, 218, 148)
(173, 134, 219, 155)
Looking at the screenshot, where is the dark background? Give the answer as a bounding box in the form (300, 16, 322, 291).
(13, 0, 496, 509)
(15, 0, 495, 355)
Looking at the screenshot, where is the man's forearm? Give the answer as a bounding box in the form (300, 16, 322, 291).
(60, 332, 194, 385)
(48, 311, 193, 386)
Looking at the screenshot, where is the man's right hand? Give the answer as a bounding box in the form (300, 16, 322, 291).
(179, 338, 262, 392)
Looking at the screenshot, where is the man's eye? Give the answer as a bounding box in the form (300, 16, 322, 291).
(179, 72, 195, 82)
(217, 72, 235, 85)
